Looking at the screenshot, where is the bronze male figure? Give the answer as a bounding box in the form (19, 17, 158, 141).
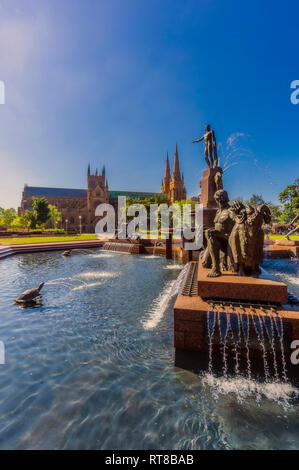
(192, 124, 218, 168)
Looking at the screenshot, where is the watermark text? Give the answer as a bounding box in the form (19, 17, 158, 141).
(0, 81, 5, 104)
(290, 80, 299, 105)
(0, 341, 5, 364)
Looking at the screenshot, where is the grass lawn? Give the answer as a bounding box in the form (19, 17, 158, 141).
(268, 235, 299, 240)
(0, 234, 98, 245)
(1, 233, 297, 245)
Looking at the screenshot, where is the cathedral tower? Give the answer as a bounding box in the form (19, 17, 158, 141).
(161, 145, 186, 202)
(87, 165, 109, 228)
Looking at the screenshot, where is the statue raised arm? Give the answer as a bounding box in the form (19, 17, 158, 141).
(192, 124, 218, 168)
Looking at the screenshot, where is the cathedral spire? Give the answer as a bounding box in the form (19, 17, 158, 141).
(95, 168, 98, 176)
(102, 165, 106, 179)
(164, 152, 171, 182)
(173, 143, 181, 179)
(88, 164, 90, 176)
(161, 151, 171, 195)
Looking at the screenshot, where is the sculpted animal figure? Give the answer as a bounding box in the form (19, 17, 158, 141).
(245, 204, 271, 274)
(15, 282, 45, 304)
(228, 203, 271, 275)
(62, 250, 72, 257)
(202, 190, 234, 277)
(228, 201, 251, 275)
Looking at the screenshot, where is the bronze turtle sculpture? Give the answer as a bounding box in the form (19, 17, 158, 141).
(62, 250, 72, 257)
(15, 282, 45, 304)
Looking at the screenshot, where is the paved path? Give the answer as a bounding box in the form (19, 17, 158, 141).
(0, 239, 103, 260)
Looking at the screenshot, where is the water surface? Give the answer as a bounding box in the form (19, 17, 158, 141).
(0, 250, 298, 450)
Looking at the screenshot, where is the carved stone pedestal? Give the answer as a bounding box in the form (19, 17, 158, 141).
(199, 166, 223, 228)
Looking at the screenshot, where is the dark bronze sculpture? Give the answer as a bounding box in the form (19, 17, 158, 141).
(243, 203, 271, 274)
(192, 124, 218, 168)
(228, 200, 248, 276)
(202, 192, 271, 277)
(202, 190, 234, 277)
(15, 282, 45, 304)
(214, 169, 223, 191)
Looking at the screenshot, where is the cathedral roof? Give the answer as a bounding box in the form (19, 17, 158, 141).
(109, 190, 160, 200)
(24, 186, 159, 200)
(25, 186, 87, 198)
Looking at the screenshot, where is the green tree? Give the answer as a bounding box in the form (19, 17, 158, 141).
(32, 197, 51, 227)
(46, 204, 62, 229)
(0, 207, 17, 229)
(278, 179, 299, 223)
(267, 203, 282, 224)
(24, 210, 37, 229)
(245, 194, 265, 208)
(10, 215, 29, 230)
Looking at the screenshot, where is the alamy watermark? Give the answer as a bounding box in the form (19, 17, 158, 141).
(0, 341, 5, 365)
(95, 197, 203, 250)
(290, 80, 299, 105)
(290, 340, 299, 365)
(0, 80, 5, 104)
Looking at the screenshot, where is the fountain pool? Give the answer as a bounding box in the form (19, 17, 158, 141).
(0, 250, 298, 450)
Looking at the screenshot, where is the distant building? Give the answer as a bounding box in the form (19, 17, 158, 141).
(19, 165, 159, 232)
(161, 145, 186, 202)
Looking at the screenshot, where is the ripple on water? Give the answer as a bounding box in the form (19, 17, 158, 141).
(72, 282, 103, 291)
(163, 264, 182, 270)
(0, 253, 298, 450)
(201, 373, 299, 409)
(142, 280, 176, 330)
(75, 271, 119, 279)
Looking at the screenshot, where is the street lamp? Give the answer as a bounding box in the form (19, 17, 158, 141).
(79, 215, 82, 234)
(65, 219, 68, 233)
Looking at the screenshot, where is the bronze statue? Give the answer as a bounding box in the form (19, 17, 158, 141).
(244, 204, 271, 274)
(192, 124, 218, 168)
(214, 169, 223, 191)
(202, 191, 271, 277)
(202, 190, 234, 277)
(228, 201, 249, 276)
(228, 202, 271, 276)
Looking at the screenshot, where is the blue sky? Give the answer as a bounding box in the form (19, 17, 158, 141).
(0, 0, 298, 208)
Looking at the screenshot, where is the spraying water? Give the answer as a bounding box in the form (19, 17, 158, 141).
(262, 311, 279, 381)
(143, 263, 189, 330)
(272, 309, 288, 382)
(207, 311, 217, 375)
(231, 311, 241, 375)
(218, 310, 230, 378)
(240, 309, 252, 380)
(204, 305, 295, 407)
(250, 310, 270, 382)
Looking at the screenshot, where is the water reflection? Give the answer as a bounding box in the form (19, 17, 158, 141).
(0, 251, 297, 449)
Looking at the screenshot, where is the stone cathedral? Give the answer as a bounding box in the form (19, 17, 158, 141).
(161, 145, 186, 202)
(19, 147, 187, 232)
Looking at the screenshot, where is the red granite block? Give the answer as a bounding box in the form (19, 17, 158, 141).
(274, 240, 299, 246)
(197, 263, 288, 303)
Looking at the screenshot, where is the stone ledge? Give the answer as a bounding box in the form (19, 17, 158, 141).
(0, 240, 103, 259)
(274, 240, 299, 246)
(174, 292, 299, 358)
(266, 245, 299, 258)
(197, 262, 288, 303)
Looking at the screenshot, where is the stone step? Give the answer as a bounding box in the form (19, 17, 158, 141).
(197, 262, 288, 304)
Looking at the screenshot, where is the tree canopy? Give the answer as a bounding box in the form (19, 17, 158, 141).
(278, 178, 299, 223)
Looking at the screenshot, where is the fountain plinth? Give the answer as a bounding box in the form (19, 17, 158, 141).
(103, 238, 145, 254)
(265, 239, 299, 259)
(200, 166, 223, 228)
(174, 261, 299, 381)
(197, 263, 288, 304)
